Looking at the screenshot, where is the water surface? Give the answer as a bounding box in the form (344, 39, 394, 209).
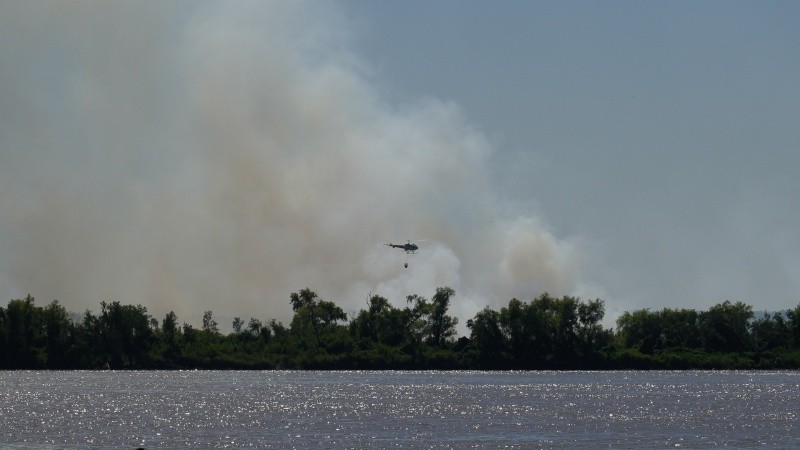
(1, 370, 798, 448)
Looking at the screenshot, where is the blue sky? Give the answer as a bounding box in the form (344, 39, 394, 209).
(1, 1, 798, 327)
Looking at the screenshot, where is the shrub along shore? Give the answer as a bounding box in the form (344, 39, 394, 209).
(2, 288, 799, 370)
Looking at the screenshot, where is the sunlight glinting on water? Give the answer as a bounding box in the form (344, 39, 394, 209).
(1, 370, 799, 448)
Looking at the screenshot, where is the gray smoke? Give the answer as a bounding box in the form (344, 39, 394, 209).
(0, 1, 583, 327)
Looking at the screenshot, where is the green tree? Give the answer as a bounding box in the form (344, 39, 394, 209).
(0, 304, 7, 368)
(248, 318, 270, 341)
(161, 311, 180, 359)
(42, 300, 73, 368)
(551, 295, 579, 357)
(616, 309, 662, 354)
(466, 306, 506, 367)
(426, 287, 458, 347)
(576, 298, 612, 356)
(232, 317, 244, 334)
(699, 300, 753, 353)
(78, 309, 103, 367)
(202, 310, 219, 334)
(269, 319, 288, 339)
(499, 298, 531, 360)
(97, 301, 155, 368)
(162, 311, 179, 341)
(289, 288, 347, 349)
(403, 294, 431, 350)
(787, 304, 800, 349)
(6, 295, 44, 368)
(526, 294, 561, 360)
(616, 307, 702, 354)
(493, 294, 609, 367)
(182, 322, 198, 343)
(498, 294, 559, 365)
(351, 294, 414, 348)
(351, 294, 388, 342)
(751, 312, 791, 352)
(658, 308, 701, 350)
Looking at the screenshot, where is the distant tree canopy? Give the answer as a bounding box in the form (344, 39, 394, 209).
(466, 294, 611, 369)
(1, 289, 800, 370)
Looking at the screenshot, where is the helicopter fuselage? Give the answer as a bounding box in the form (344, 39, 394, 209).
(387, 242, 418, 254)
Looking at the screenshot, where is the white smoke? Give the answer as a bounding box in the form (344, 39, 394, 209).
(0, 1, 584, 328)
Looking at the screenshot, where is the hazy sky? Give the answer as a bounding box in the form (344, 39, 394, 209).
(1, 1, 798, 329)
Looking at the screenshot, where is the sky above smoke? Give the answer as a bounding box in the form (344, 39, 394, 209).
(2, 1, 799, 329)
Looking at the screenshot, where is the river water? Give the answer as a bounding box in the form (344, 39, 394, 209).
(1, 370, 798, 448)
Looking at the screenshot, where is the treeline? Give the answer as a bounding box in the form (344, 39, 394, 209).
(1, 289, 800, 370)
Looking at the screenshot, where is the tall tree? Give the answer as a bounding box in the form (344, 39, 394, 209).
(42, 300, 73, 368)
(98, 301, 154, 368)
(161, 311, 180, 358)
(289, 288, 346, 348)
(467, 307, 506, 367)
(202, 310, 219, 334)
(248, 318, 270, 341)
(6, 295, 43, 368)
(699, 300, 753, 352)
(789, 304, 800, 348)
(232, 317, 244, 334)
(427, 287, 458, 347)
(751, 312, 791, 352)
(0, 304, 7, 368)
(162, 311, 179, 342)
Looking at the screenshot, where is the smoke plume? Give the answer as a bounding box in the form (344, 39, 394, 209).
(0, 1, 583, 327)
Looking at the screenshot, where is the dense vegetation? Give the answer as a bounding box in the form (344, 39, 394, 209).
(2, 288, 800, 370)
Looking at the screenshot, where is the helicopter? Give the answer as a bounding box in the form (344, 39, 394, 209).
(383, 240, 425, 268)
(384, 241, 419, 254)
